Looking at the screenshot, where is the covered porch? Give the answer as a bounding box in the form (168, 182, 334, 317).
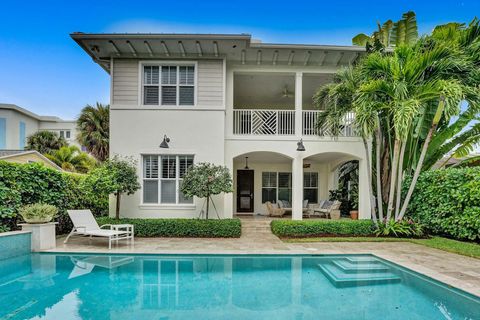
(228, 149, 368, 220)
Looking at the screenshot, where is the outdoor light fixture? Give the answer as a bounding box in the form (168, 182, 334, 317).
(296, 139, 306, 151)
(160, 135, 170, 148)
(244, 156, 249, 169)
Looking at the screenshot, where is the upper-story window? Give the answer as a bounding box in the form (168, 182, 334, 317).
(59, 130, 71, 139)
(143, 64, 195, 106)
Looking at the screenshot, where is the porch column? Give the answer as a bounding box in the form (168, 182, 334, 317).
(223, 156, 234, 218)
(295, 72, 303, 137)
(291, 156, 303, 220)
(358, 159, 371, 219)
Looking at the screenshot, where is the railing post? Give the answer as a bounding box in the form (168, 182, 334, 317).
(295, 72, 303, 137)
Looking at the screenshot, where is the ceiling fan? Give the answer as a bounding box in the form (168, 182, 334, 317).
(281, 85, 294, 98)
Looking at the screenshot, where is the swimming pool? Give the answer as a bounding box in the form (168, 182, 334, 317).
(0, 253, 478, 319)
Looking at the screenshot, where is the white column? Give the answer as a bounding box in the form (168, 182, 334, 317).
(358, 159, 371, 219)
(294, 72, 303, 137)
(291, 156, 303, 220)
(224, 156, 234, 218)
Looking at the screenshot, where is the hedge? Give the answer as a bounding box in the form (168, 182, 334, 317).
(0, 161, 108, 233)
(96, 217, 242, 238)
(271, 219, 375, 238)
(407, 167, 480, 241)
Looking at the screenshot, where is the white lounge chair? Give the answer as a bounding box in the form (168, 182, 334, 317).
(64, 210, 134, 249)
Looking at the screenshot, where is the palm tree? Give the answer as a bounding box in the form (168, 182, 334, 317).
(77, 103, 109, 162)
(25, 131, 67, 154)
(46, 145, 96, 173)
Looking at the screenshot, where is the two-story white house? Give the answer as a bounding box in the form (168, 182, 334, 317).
(0, 103, 80, 150)
(72, 33, 371, 220)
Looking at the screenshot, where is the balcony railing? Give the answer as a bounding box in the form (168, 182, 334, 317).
(233, 109, 295, 135)
(232, 109, 357, 137)
(302, 110, 356, 137)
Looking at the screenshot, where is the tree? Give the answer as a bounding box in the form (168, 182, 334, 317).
(180, 162, 233, 219)
(46, 145, 96, 173)
(25, 131, 67, 154)
(352, 11, 418, 49)
(77, 103, 109, 162)
(316, 18, 480, 224)
(85, 156, 140, 219)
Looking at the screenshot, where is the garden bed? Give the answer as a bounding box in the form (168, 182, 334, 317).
(96, 217, 242, 238)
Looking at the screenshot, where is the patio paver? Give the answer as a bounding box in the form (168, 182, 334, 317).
(47, 216, 480, 297)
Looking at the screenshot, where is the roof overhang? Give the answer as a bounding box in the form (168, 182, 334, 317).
(71, 33, 366, 73)
(0, 150, 63, 171)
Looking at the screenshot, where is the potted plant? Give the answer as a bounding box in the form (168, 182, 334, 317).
(349, 186, 359, 220)
(19, 203, 58, 224)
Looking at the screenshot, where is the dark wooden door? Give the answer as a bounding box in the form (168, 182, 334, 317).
(237, 170, 254, 212)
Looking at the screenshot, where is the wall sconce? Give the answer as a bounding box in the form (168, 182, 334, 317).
(160, 135, 170, 148)
(296, 139, 305, 151)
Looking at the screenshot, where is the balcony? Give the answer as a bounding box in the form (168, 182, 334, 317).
(233, 109, 356, 137)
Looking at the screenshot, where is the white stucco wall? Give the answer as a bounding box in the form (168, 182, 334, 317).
(0, 109, 39, 149)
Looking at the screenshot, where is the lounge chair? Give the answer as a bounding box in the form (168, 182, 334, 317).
(265, 202, 286, 217)
(312, 200, 342, 219)
(64, 210, 134, 249)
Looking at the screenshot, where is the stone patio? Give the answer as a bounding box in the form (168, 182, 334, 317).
(47, 216, 480, 297)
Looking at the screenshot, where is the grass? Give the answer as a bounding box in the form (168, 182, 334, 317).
(284, 236, 480, 259)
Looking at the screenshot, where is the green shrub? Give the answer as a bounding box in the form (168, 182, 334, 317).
(375, 219, 424, 238)
(271, 219, 374, 238)
(18, 203, 58, 223)
(0, 161, 108, 234)
(407, 168, 480, 241)
(96, 217, 242, 238)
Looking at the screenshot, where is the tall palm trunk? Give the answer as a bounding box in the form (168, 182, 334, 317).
(394, 141, 406, 219)
(375, 127, 384, 221)
(362, 137, 378, 225)
(386, 139, 400, 221)
(398, 97, 445, 220)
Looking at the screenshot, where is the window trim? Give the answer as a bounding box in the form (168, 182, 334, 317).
(140, 154, 195, 206)
(139, 61, 198, 108)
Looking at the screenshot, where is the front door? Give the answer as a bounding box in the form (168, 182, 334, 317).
(237, 170, 254, 212)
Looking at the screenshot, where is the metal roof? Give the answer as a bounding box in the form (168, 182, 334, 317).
(71, 33, 366, 73)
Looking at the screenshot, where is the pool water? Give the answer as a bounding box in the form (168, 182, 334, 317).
(0, 254, 478, 319)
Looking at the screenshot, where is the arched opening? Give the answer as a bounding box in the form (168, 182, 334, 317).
(233, 151, 292, 216)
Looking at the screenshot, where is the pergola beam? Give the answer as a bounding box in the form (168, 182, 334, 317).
(272, 50, 279, 65)
(304, 50, 311, 66)
(144, 41, 153, 57)
(319, 51, 328, 66)
(196, 41, 203, 57)
(335, 52, 345, 66)
(160, 41, 170, 57)
(241, 50, 246, 65)
(287, 51, 295, 65)
(108, 40, 121, 57)
(213, 41, 219, 57)
(349, 52, 359, 64)
(178, 41, 186, 57)
(126, 40, 137, 57)
(256, 50, 262, 65)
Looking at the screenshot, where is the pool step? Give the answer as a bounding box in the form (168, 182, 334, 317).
(332, 260, 390, 273)
(318, 263, 401, 287)
(344, 256, 381, 264)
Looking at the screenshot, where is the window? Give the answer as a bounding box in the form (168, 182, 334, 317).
(19, 121, 25, 149)
(65, 130, 71, 139)
(261, 172, 292, 203)
(59, 130, 70, 139)
(142, 155, 194, 204)
(304, 172, 318, 203)
(142, 64, 195, 106)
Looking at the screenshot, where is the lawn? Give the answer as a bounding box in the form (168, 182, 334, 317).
(284, 236, 480, 259)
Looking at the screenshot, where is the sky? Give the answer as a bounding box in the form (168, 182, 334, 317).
(0, 0, 478, 119)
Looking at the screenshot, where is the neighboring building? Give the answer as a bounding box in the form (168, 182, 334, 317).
(0, 150, 62, 171)
(72, 33, 370, 220)
(0, 103, 80, 150)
